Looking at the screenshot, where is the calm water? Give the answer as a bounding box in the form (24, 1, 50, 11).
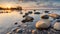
(0, 9, 60, 34)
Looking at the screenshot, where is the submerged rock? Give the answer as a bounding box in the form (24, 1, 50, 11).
(53, 19, 60, 30)
(36, 15, 51, 30)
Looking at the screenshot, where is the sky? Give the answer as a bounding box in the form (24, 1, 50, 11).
(0, 0, 60, 9)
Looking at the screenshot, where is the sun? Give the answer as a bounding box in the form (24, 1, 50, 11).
(6, 4, 11, 8)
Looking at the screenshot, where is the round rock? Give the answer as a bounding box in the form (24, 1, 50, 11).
(35, 19, 51, 29)
(53, 19, 60, 30)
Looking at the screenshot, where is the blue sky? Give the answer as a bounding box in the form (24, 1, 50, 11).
(0, 0, 60, 9)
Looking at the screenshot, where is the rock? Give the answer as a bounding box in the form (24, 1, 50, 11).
(28, 11, 33, 14)
(34, 12, 40, 14)
(25, 13, 29, 16)
(25, 16, 34, 21)
(36, 15, 51, 30)
(55, 16, 60, 19)
(23, 15, 27, 18)
(33, 10, 36, 12)
(41, 15, 49, 19)
(7, 32, 12, 34)
(23, 13, 29, 18)
(22, 16, 34, 23)
(12, 27, 19, 32)
(20, 12, 23, 14)
(16, 29, 23, 33)
(53, 19, 60, 30)
(14, 22, 18, 25)
(21, 20, 26, 23)
(44, 11, 49, 13)
(32, 30, 37, 34)
(48, 13, 59, 19)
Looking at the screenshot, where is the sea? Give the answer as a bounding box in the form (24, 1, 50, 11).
(0, 9, 60, 34)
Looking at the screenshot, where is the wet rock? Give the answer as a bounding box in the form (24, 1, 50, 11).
(44, 11, 49, 13)
(20, 12, 23, 14)
(25, 13, 29, 16)
(28, 11, 33, 14)
(48, 13, 59, 20)
(23, 13, 29, 18)
(16, 29, 23, 33)
(14, 22, 18, 25)
(23, 15, 27, 18)
(7, 32, 12, 34)
(34, 12, 40, 14)
(41, 15, 49, 19)
(53, 19, 60, 30)
(25, 16, 34, 21)
(33, 10, 36, 12)
(55, 16, 60, 19)
(12, 27, 19, 33)
(22, 16, 34, 23)
(32, 30, 37, 34)
(36, 15, 51, 30)
(21, 20, 26, 23)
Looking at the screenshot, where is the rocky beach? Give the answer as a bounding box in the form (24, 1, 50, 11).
(0, 10, 59, 34)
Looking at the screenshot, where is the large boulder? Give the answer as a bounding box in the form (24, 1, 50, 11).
(53, 19, 60, 30)
(36, 19, 51, 29)
(36, 15, 51, 30)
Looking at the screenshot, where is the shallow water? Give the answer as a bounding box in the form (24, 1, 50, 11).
(0, 9, 60, 34)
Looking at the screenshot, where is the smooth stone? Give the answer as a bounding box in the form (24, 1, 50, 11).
(48, 13, 59, 18)
(36, 19, 51, 30)
(54, 22, 60, 30)
(25, 16, 34, 21)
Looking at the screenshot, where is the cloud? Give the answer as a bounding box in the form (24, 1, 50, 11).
(0, 0, 60, 9)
